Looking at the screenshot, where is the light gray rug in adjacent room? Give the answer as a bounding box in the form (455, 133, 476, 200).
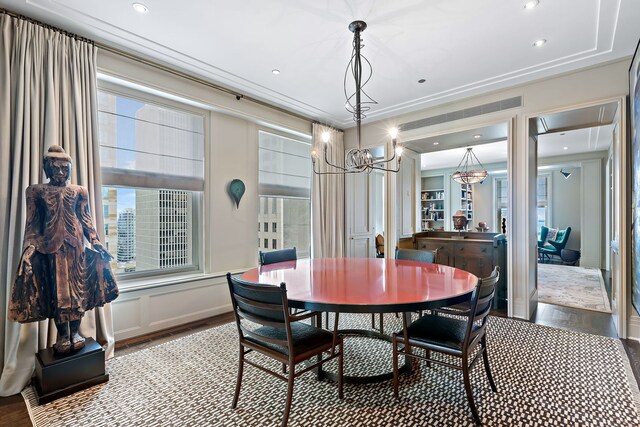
(537, 264, 611, 313)
(23, 314, 639, 426)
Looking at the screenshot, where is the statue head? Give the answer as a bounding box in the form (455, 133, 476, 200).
(43, 145, 72, 186)
(452, 210, 468, 231)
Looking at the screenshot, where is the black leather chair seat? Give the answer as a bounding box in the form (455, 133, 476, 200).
(404, 314, 475, 351)
(246, 322, 334, 356)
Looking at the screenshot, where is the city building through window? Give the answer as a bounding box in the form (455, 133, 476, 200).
(257, 131, 311, 257)
(99, 89, 204, 276)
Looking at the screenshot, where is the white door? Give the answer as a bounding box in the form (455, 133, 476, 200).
(346, 171, 375, 258)
(610, 105, 627, 337)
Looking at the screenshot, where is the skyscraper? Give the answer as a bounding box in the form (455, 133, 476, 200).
(102, 187, 118, 269)
(136, 189, 193, 270)
(117, 208, 136, 263)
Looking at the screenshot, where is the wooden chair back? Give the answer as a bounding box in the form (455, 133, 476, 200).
(227, 273, 293, 350)
(463, 266, 500, 350)
(395, 247, 438, 264)
(259, 247, 297, 266)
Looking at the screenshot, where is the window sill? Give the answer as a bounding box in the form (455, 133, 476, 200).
(117, 268, 250, 293)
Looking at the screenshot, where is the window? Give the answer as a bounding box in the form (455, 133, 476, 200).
(264, 238, 268, 248)
(258, 131, 311, 257)
(98, 89, 204, 276)
(264, 222, 268, 233)
(536, 175, 551, 237)
(495, 177, 508, 233)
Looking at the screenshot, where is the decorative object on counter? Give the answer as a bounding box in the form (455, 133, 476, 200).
(228, 179, 246, 208)
(476, 221, 489, 232)
(501, 218, 507, 234)
(452, 147, 488, 184)
(312, 20, 402, 174)
(452, 210, 468, 231)
(9, 145, 118, 354)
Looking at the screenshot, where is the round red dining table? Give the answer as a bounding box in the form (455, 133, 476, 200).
(240, 257, 478, 384)
(240, 257, 478, 314)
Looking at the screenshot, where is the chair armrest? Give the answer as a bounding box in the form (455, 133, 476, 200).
(289, 310, 320, 322)
(548, 240, 563, 250)
(537, 240, 545, 248)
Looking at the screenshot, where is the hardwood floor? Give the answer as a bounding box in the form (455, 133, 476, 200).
(531, 302, 618, 338)
(1, 307, 638, 427)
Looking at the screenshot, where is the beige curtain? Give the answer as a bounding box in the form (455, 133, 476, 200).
(0, 12, 114, 396)
(311, 124, 345, 258)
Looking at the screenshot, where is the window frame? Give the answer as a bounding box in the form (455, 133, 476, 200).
(257, 128, 312, 258)
(97, 80, 207, 283)
(536, 173, 553, 237)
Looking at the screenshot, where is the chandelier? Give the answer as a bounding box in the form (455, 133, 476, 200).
(312, 21, 402, 175)
(452, 147, 488, 184)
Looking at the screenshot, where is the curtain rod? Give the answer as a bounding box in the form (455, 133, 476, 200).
(1, 7, 315, 125)
(0, 8, 94, 45)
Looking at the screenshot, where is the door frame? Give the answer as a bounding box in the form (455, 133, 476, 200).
(398, 117, 517, 318)
(523, 96, 627, 337)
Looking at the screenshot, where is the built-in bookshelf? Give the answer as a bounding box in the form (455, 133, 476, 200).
(460, 183, 473, 224)
(421, 175, 445, 230)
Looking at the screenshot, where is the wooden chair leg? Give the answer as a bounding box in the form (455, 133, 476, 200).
(462, 357, 482, 426)
(282, 363, 295, 427)
(338, 336, 344, 400)
(379, 313, 384, 335)
(316, 352, 324, 381)
(425, 348, 431, 368)
(282, 363, 287, 374)
(481, 338, 498, 392)
(392, 335, 400, 398)
(232, 345, 244, 409)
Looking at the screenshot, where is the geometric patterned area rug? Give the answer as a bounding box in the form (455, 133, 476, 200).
(23, 314, 639, 426)
(538, 264, 612, 313)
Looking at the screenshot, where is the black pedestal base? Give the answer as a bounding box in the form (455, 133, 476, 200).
(33, 337, 109, 404)
(320, 328, 410, 384)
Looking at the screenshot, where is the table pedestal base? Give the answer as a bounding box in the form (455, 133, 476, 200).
(319, 328, 410, 384)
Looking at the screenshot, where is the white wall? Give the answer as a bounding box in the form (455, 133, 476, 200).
(98, 49, 312, 340)
(345, 59, 632, 332)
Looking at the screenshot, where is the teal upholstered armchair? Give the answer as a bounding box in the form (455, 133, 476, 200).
(538, 226, 572, 261)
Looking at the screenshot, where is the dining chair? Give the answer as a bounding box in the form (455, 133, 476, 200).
(259, 246, 314, 321)
(392, 266, 500, 426)
(432, 266, 500, 317)
(259, 246, 297, 266)
(372, 248, 439, 335)
(226, 273, 343, 427)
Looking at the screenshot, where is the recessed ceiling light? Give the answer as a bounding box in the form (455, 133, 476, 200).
(524, 0, 539, 10)
(272, 69, 280, 75)
(433, 142, 439, 145)
(418, 78, 426, 84)
(533, 39, 547, 47)
(563, 146, 568, 150)
(473, 134, 482, 139)
(132, 3, 149, 13)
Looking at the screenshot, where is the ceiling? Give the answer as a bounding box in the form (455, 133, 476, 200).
(533, 102, 618, 135)
(1, 0, 639, 127)
(420, 124, 613, 170)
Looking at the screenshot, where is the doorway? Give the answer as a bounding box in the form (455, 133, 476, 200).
(403, 121, 512, 316)
(528, 100, 625, 337)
